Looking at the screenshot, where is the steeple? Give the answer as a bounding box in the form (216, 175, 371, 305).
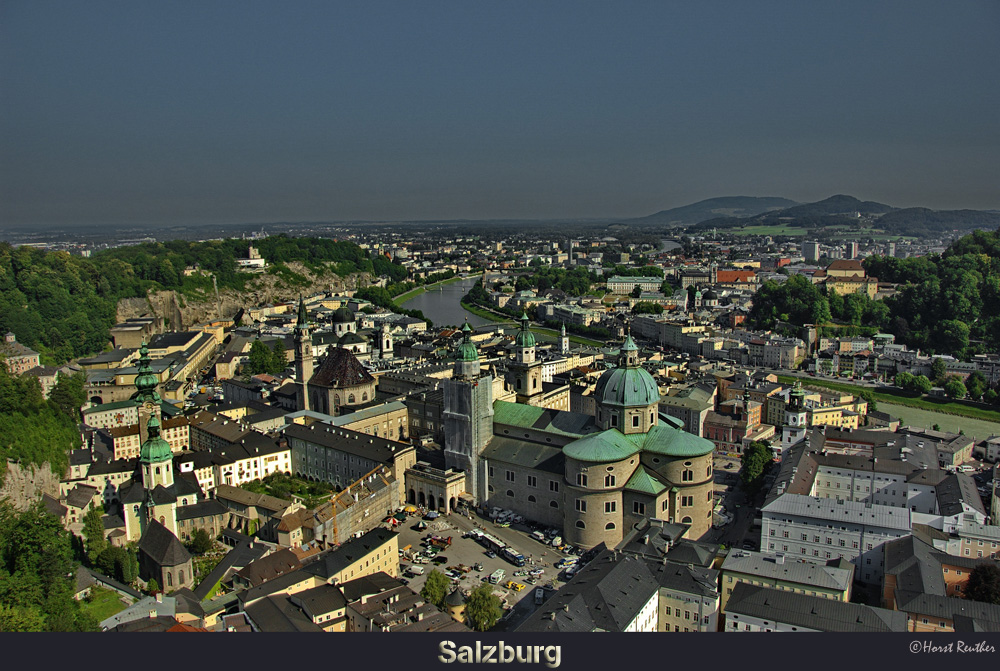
(139, 415, 172, 465)
(131, 341, 161, 406)
(620, 325, 639, 368)
(455, 320, 480, 378)
(296, 294, 309, 331)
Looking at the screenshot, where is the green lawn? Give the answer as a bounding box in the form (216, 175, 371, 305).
(878, 402, 1000, 439)
(80, 586, 130, 623)
(777, 375, 1000, 423)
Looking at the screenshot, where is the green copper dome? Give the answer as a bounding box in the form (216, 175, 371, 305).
(563, 429, 641, 464)
(514, 312, 536, 349)
(457, 322, 479, 362)
(332, 307, 355, 323)
(640, 423, 715, 458)
(139, 415, 173, 464)
(132, 342, 161, 405)
(595, 366, 660, 408)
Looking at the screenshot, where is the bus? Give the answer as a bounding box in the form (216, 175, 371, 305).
(479, 532, 506, 554)
(502, 547, 526, 567)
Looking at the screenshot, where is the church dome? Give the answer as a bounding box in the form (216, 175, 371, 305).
(513, 312, 536, 349)
(457, 322, 479, 362)
(594, 366, 660, 409)
(702, 289, 718, 301)
(139, 416, 172, 464)
(332, 307, 355, 323)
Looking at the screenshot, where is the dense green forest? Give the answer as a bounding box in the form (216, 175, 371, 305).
(0, 236, 408, 364)
(0, 501, 97, 631)
(0, 366, 85, 485)
(750, 227, 1000, 364)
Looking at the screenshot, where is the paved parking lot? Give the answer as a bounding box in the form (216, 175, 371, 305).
(394, 510, 573, 626)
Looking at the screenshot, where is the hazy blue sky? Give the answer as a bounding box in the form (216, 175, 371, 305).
(2, 1, 998, 226)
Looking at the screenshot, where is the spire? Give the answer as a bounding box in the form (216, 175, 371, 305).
(131, 341, 161, 406)
(139, 414, 172, 464)
(561, 322, 566, 336)
(296, 295, 308, 330)
(457, 319, 479, 363)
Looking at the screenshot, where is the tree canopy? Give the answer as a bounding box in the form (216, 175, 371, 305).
(463, 583, 503, 632)
(964, 564, 1000, 605)
(420, 569, 450, 608)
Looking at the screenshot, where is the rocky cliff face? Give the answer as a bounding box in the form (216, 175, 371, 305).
(116, 263, 372, 327)
(0, 461, 62, 510)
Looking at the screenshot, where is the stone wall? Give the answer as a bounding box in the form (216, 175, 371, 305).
(0, 460, 61, 510)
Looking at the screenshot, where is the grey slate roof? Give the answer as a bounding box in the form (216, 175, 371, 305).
(721, 550, 853, 592)
(290, 583, 348, 616)
(138, 520, 192, 567)
(725, 583, 907, 632)
(894, 591, 1000, 630)
(517, 550, 659, 632)
(284, 423, 412, 465)
(235, 549, 303, 588)
(244, 594, 324, 632)
(338, 571, 405, 602)
(480, 436, 565, 475)
(303, 527, 397, 581)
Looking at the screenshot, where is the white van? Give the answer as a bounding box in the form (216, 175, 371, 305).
(489, 569, 506, 584)
(530, 530, 546, 543)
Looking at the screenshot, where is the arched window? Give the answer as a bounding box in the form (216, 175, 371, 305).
(681, 516, 692, 524)
(155, 466, 161, 475)
(527, 495, 536, 502)
(178, 570, 185, 585)
(348, 394, 355, 403)
(550, 500, 558, 508)
(605, 522, 615, 530)
(159, 516, 165, 525)
(166, 572, 172, 587)
(362, 392, 368, 401)
(488, 485, 495, 492)
(506, 490, 514, 497)
(575, 520, 586, 529)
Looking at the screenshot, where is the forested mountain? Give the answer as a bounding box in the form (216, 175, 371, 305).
(750, 227, 1000, 360)
(684, 195, 1000, 238)
(0, 236, 406, 364)
(628, 196, 798, 226)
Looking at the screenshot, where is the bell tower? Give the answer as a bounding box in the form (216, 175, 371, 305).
(294, 296, 313, 411)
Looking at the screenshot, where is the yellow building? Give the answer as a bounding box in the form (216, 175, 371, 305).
(720, 551, 853, 612)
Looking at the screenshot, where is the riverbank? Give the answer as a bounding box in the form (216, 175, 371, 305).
(461, 299, 605, 347)
(776, 375, 1000, 424)
(392, 274, 466, 305)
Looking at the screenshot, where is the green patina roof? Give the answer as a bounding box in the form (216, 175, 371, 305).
(457, 322, 479, 362)
(492, 401, 597, 438)
(84, 399, 139, 414)
(624, 466, 668, 496)
(595, 366, 659, 408)
(514, 312, 536, 349)
(139, 415, 173, 464)
(640, 423, 715, 458)
(562, 428, 641, 463)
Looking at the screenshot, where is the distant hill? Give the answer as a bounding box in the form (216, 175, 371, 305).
(776, 194, 895, 218)
(684, 194, 999, 238)
(628, 196, 799, 226)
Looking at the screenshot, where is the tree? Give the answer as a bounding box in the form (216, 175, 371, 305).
(984, 389, 999, 405)
(269, 339, 287, 374)
(894, 371, 914, 390)
(740, 441, 772, 495)
(912, 375, 933, 395)
(147, 578, 160, 593)
(931, 357, 948, 385)
(464, 583, 503, 632)
(630, 285, 642, 299)
(966, 371, 988, 400)
(188, 528, 214, 555)
(859, 389, 877, 414)
(0, 603, 47, 631)
(82, 506, 106, 564)
(420, 569, 450, 608)
(943, 378, 967, 399)
(964, 564, 1000, 605)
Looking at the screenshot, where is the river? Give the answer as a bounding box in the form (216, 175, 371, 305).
(399, 277, 495, 328)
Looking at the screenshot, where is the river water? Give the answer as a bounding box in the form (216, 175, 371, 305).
(400, 277, 495, 328)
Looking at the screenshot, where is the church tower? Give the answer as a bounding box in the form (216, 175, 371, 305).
(510, 312, 544, 405)
(444, 321, 494, 503)
(560, 322, 569, 356)
(294, 296, 313, 411)
(131, 342, 162, 443)
(380, 322, 394, 360)
(138, 415, 178, 537)
(781, 381, 808, 453)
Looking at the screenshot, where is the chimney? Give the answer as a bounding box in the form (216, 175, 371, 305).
(155, 592, 163, 603)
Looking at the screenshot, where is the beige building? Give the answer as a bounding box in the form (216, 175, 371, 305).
(720, 550, 853, 611)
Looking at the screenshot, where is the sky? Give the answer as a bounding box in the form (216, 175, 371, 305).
(1, 1, 998, 227)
